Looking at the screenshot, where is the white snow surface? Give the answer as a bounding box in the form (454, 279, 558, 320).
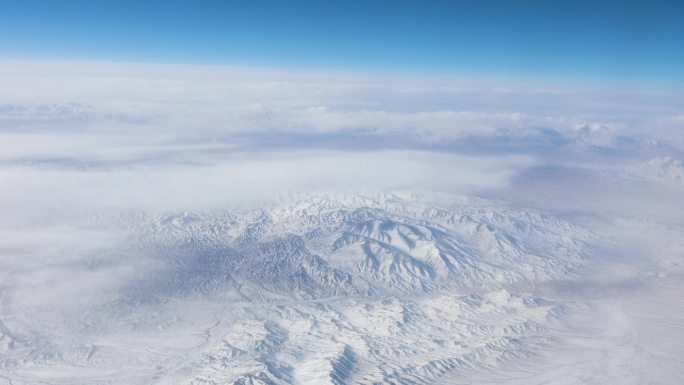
(1, 193, 681, 384)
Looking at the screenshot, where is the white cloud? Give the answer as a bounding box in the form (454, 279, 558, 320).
(0, 150, 534, 220)
(0, 59, 681, 218)
(2, 59, 681, 145)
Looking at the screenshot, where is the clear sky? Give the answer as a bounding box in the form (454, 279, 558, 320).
(0, 0, 682, 79)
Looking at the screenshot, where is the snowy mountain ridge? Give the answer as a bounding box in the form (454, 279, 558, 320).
(126, 193, 591, 298)
(0, 193, 598, 384)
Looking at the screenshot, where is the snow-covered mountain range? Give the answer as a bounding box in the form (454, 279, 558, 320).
(0, 194, 614, 384)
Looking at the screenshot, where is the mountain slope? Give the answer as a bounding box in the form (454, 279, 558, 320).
(0, 194, 598, 384)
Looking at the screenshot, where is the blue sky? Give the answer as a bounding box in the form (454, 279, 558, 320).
(0, 0, 682, 79)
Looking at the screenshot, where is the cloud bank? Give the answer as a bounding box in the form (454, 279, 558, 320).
(0, 59, 682, 219)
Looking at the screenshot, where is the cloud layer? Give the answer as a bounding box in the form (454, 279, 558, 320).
(0, 59, 682, 218)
